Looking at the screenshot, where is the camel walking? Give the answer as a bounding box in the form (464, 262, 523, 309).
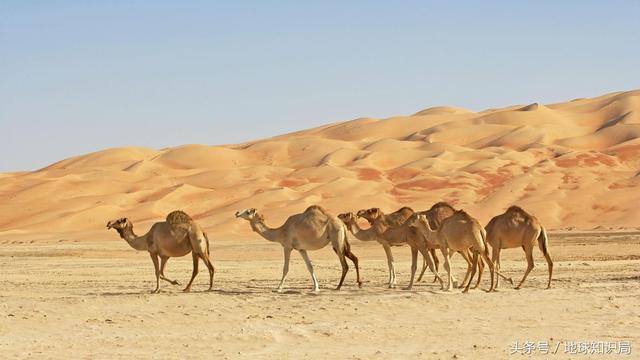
(235, 206, 361, 292)
(415, 202, 456, 282)
(106, 210, 215, 293)
(411, 211, 495, 293)
(414, 202, 512, 288)
(485, 206, 553, 290)
(357, 209, 443, 290)
(353, 207, 437, 288)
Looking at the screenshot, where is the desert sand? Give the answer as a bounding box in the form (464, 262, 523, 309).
(1, 233, 638, 359)
(1, 90, 639, 358)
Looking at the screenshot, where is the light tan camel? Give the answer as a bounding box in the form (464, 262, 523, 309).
(411, 211, 495, 293)
(106, 210, 215, 293)
(415, 202, 456, 282)
(354, 207, 438, 288)
(357, 209, 443, 290)
(235, 206, 361, 292)
(485, 206, 553, 290)
(414, 202, 512, 288)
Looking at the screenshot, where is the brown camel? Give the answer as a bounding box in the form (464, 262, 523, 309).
(415, 202, 456, 282)
(235, 206, 361, 292)
(353, 206, 438, 288)
(485, 206, 553, 290)
(358, 209, 443, 290)
(411, 210, 495, 293)
(106, 210, 215, 293)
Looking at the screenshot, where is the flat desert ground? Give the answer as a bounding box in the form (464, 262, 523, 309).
(1, 231, 638, 359)
(1, 90, 640, 358)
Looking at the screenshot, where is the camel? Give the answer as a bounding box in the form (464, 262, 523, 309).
(235, 206, 361, 292)
(357, 207, 440, 286)
(106, 210, 215, 293)
(485, 206, 553, 290)
(353, 206, 438, 288)
(411, 211, 495, 293)
(415, 202, 456, 282)
(356, 209, 444, 290)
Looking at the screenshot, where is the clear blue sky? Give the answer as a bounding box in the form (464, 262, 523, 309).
(2, 1, 639, 172)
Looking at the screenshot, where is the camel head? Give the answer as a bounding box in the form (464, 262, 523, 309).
(337, 212, 357, 225)
(411, 214, 435, 233)
(358, 208, 383, 224)
(235, 208, 263, 222)
(106, 217, 131, 231)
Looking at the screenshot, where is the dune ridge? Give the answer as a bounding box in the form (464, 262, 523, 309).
(1, 90, 639, 240)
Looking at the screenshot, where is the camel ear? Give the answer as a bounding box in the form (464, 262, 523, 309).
(249, 208, 257, 214)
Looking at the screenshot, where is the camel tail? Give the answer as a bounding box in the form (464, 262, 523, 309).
(203, 232, 211, 256)
(480, 226, 489, 257)
(538, 226, 549, 256)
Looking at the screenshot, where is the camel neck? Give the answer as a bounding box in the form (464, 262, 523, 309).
(118, 225, 149, 251)
(346, 221, 373, 241)
(250, 219, 281, 243)
(371, 219, 389, 235)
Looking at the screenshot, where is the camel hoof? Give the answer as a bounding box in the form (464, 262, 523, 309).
(334, 286, 342, 291)
(514, 286, 521, 290)
(402, 287, 413, 291)
(172, 281, 180, 286)
(183, 288, 191, 293)
(151, 289, 160, 294)
(275, 288, 284, 293)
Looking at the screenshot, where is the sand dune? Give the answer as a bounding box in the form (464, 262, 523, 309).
(1, 90, 640, 241)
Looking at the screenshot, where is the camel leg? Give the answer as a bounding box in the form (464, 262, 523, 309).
(458, 250, 473, 289)
(417, 257, 427, 282)
(492, 246, 501, 291)
(344, 247, 362, 288)
(201, 254, 215, 291)
(480, 250, 495, 292)
(493, 253, 513, 286)
(416, 244, 443, 289)
(335, 249, 349, 291)
(463, 252, 479, 293)
(515, 247, 535, 290)
(159, 256, 180, 286)
(299, 250, 319, 292)
(277, 247, 292, 292)
(473, 253, 484, 289)
(417, 249, 439, 283)
(150, 253, 161, 293)
(543, 250, 553, 289)
(183, 253, 199, 292)
(431, 249, 440, 283)
(404, 246, 419, 290)
(382, 244, 396, 288)
(440, 247, 453, 291)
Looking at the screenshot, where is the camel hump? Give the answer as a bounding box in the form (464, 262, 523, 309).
(453, 209, 473, 220)
(304, 205, 329, 216)
(430, 201, 456, 211)
(166, 210, 193, 226)
(396, 206, 414, 213)
(506, 205, 528, 215)
(505, 205, 534, 220)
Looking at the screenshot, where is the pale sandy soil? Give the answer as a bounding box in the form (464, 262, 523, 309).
(1, 232, 638, 359)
